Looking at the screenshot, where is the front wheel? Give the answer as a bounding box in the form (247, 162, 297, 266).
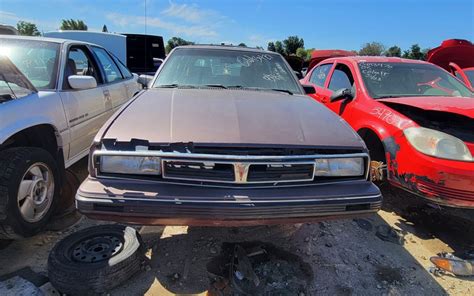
(0, 147, 59, 239)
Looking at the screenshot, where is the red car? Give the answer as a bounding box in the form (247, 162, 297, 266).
(427, 39, 474, 91)
(300, 56, 474, 208)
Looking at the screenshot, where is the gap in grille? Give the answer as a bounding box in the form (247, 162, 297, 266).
(247, 164, 314, 182)
(163, 161, 235, 181)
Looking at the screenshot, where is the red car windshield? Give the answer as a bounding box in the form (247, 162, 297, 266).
(358, 62, 474, 99)
(464, 70, 474, 86)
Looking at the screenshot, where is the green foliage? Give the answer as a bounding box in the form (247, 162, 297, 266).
(16, 21, 41, 36)
(283, 35, 304, 55)
(165, 37, 195, 53)
(385, 46, 401, 57)
(296, 47, 309, 60)
(102, 25, 108, 32)
(60, 19, 88, 30)
(359, 42, 385, 56)
(267, 41, 276, 52)
(238, 43, 247, 47)
(274, 41, 285, 55)
(401, 44, 430, 60)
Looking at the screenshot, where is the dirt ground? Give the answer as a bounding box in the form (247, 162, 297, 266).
(0, 159, 473, 295)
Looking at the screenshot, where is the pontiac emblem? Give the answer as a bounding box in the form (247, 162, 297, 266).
(234, 163, 250, 183)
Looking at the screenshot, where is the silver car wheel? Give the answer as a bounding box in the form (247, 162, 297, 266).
(17, 162, 55, 223)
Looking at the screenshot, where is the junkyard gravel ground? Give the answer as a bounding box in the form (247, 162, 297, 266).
(0, 159, 472, 295)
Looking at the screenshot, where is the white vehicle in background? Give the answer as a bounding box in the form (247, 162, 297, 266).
(0, 36, 141, 238)
(44, 31, 166, 75)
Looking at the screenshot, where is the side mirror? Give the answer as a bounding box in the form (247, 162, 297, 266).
(137, 74, 154, 88)
(330, 88, 354, 102)
(68, 75, 97, 90)
(302, 84, 316, 95)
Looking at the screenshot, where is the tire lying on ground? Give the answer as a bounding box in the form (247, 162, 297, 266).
(0, 147, 60, 239)
(48, 224, 146, 295)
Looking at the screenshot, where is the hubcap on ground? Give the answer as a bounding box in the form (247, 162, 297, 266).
(17, 163, 54, 223)
(71, 235, 124, 263)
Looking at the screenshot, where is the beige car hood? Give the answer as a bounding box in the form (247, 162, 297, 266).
(103, 88, 364, 148)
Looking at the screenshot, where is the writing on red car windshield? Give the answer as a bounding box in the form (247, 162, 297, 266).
(359, 62, 474, 99)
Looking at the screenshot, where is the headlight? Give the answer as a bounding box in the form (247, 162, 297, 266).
(100, 156, 161, 175)
(404, 127, 472, 161)
(314, 158, 364, 177)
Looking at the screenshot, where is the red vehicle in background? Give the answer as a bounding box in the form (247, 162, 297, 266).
(427, 39, 474, 91)
(300, 56, 474, 208)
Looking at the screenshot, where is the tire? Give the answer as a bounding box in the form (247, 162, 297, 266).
(48, 225, 146, 295)
(0, 147, 60, 239)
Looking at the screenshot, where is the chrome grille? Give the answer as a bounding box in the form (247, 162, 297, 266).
(162, 159, 315, 184)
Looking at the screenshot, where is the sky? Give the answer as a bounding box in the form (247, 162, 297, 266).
(1, 0, 473, 51)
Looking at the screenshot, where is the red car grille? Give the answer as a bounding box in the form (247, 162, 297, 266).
(416, 180, 474, 201)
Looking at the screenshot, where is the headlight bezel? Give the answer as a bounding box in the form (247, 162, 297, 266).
(99, 155, 162, 175)
(403, 127, 473, 162)
(314, 157, 365, 177)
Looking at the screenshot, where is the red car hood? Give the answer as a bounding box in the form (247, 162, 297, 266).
(379, 97, 474, 119)
(427, 39, 474, 71)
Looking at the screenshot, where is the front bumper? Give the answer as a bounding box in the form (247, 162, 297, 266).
(76, 177, 382, 226)
(385, 137, 474, 209)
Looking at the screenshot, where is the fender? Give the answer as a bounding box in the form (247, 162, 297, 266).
(0, 116, 64, 147)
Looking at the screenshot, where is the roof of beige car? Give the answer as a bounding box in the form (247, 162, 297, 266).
(174, 44, 274, 54)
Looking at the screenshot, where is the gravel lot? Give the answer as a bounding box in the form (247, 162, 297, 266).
(0, 159, 472, 295)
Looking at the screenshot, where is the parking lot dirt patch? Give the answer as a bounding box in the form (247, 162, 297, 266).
(206, 242, 313, 295)
(0, 160, 473, 295)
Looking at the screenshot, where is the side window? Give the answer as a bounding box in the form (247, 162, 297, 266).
(111, 54, 133, 79)
(328, 64, 354, 91)
(309, 63, 332, 87)
(92, 47, 123, 83)
(64, 46, 101, 89)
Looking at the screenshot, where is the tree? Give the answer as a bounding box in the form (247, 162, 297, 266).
(165, 37, 195, 53)
(274, 41, 285, 55)
(102, 25, 108, 32)
(238, 43, 247, 47)
(283, 35, 304, 55)
(402, 44, 429, 60)
(385, 45, 401, 57)
(267, 42, 276, 52)
(359, 42, 385, 56)
(16, 21, 41, 36)
(60, 19, 88, 30)
(296, 47, 309, 60)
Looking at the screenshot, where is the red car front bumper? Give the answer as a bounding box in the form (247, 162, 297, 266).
(384, 136, 474, 208)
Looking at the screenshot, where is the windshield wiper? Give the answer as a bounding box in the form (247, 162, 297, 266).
(204, 84, 228, 89)
(155, 84, 196, 89)
(374, 95, 403, 99)
(270, 88, 293, 95)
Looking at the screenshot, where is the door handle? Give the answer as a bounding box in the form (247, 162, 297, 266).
(103, 89, 111, 101)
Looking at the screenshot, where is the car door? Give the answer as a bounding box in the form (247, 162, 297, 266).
(323, 62, 358, 119)
(59, 45, 110, 160)
(111, 53, 141, 100)
(91, 46, 131, 112)
(304, 63, 334, 103)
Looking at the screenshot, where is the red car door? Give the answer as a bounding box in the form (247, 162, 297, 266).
(321, 62, 359, 121)
(302, 63, 334, 103)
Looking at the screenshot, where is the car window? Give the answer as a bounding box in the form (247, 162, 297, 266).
(111, 54, 133, 79)
(328, 64, 354, 91)
(309, 64, 332, 87)
(0, 39, 60, 90)
(92, 47, 123, 83)
(64, 46, 101, 89)
(359, 62, 473, 99)
(153, 48, 302, 94)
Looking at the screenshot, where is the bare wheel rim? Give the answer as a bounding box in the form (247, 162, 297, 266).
(70, 235, 124, 263)
(17, 162, 55, 223)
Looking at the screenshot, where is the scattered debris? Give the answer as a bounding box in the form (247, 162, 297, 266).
(430, 252, 474, 276)
(0, 276, 43, 296)
(206, 242, 312, 295)
(375, 225, 404, 245)
(353, 218, 373, 231)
